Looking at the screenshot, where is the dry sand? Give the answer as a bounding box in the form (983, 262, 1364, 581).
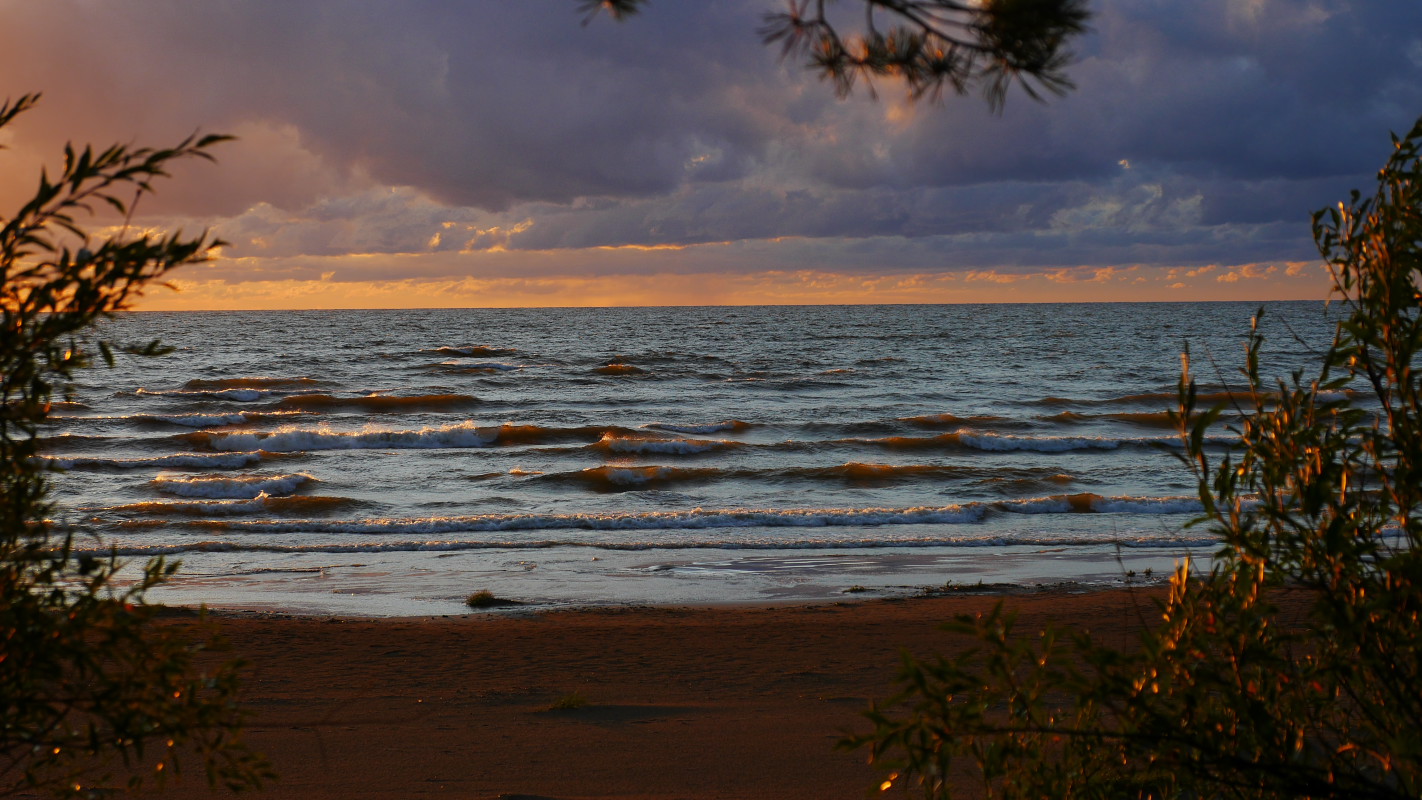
(180, 587, 1176, 800)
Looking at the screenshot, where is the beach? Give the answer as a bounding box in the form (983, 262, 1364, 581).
(177, 586, 1184, 800)
(47, 304, 1327, 795)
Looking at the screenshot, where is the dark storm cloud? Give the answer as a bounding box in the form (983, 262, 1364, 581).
(0, 0, 1418, 276)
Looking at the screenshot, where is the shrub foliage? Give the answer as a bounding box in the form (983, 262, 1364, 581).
(0, 94, 269, 797)
(846, 116, 1422, 799)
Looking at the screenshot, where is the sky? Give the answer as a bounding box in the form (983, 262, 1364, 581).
(1, 0, 1420, 309)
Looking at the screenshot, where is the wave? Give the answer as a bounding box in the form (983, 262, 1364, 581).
(590, 432, 729, 455)
(849, 431, 1173, 453)
(554, 465, 724, 491)
(276, 393, 481, 412)
(36, 433, 111, 447)
(594, 363, 646, 376)
(80, 530, 1221, 558)
(183, 377, 323, 391)
(45, 452, 267, 470)
(531, 462, 1074, 492)
(159, 503, 992, 534)
(489, 424, 631, 446)
(956, 431, 1140, 452)
(99, 493, 353, 516)
(425, 345, 518, 357)
(1112, 390, 1250, 406)
(1001, 493, 1203, 515)
(899, 413, 1009, 428)
(184, 421, 639, 453)
(435, 362, 521, 372)
(1034, 389, 1313, 408)
(137, 410, 312, 428)
(811, 462, 967, 482)
(1103, 411, 1178, 428)
(135, 387, 278, 402)
(186, 421, 498, 452)
(101, 492, 1207, 538)
(643, 420, 751, 434)
(152, 473, 315, 499)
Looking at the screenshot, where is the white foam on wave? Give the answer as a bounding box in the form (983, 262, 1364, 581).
(45, 452, 265, 470)
(145, 490, 1209, 536)
(428, 345, 518, 357)
(135, 388, 275, 402)
(152, 473, 315, 499)
(147, 410, 309, 427)
(202, 421, 498, 452)
(190, 503, 990, 535)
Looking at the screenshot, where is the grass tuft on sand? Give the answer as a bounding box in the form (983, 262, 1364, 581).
(465, 590, 521, 609)
(548, 691, 589, 710)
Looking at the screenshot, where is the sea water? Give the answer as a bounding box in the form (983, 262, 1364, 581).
(41, 302, 1335, 615)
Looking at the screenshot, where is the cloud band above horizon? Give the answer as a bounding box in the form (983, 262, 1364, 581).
(1, 0, 1417, 308)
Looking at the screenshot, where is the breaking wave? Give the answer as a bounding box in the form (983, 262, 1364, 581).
(590, 433, 730, 455)
(135, 387, 277, 402)
(187, 421, 498, 452)
(425, 345, 518, 357)
(100, 494, 354, 516)
(152, 473, 316, 499)
(136, 410, 311, 427)
(183, 421, 648, 453)
(530, 462, 1074, 491)
(183, 377, 324, 391)
(100, 492, 1207, 538)
(435, 362, 521, 372)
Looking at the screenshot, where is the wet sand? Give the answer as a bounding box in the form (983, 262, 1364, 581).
(182, 587, 1176, 799)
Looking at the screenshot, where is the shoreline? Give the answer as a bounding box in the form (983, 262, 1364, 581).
(177, 573, 1175, 621)
(173, 585, 1181, 800)
(141, 542, 1197, 618)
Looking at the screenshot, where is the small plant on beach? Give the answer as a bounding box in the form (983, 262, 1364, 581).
(0, 94, 268, 797)
(548, 691, 589, 711)
(846, 117, 1422, 798)
(465, 589, 519, 609)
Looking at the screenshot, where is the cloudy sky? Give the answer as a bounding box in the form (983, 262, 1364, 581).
(2, 0, 1420, 309)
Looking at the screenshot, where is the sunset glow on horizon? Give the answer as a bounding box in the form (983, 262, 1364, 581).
(133, 262, 1330, 312)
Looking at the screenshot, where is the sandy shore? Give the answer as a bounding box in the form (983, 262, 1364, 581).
(179, 587, 1176, 800)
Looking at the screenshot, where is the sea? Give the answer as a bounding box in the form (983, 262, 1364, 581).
(40, 301, 1335, 616)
